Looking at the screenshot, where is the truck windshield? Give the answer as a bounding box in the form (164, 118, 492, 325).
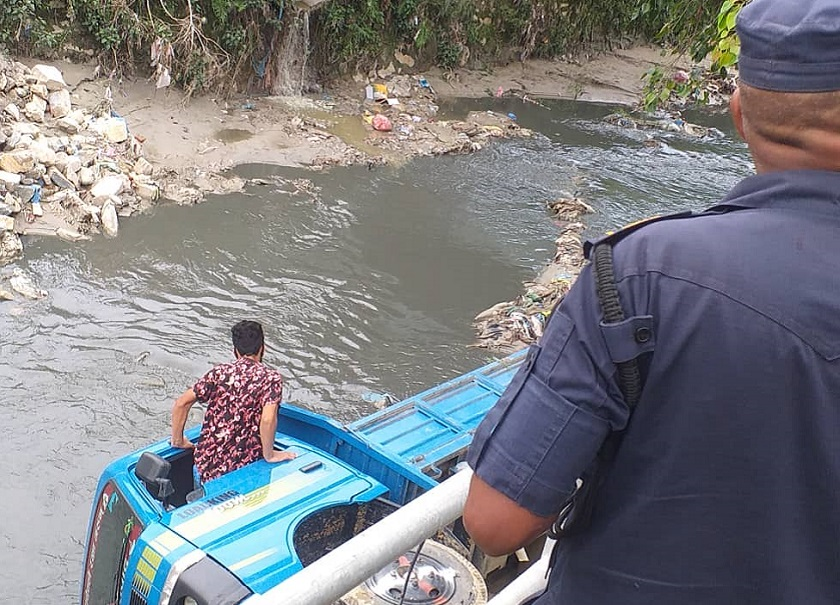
(81, 481, 143, 605)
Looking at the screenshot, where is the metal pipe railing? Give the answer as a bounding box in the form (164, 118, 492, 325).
(242, 467, 552, 605)
(242, 468, 473, 605)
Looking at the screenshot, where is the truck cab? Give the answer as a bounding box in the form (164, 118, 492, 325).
(80, 350, 527, 605)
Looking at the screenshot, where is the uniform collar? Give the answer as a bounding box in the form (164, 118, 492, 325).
(717, 170, 840, 213)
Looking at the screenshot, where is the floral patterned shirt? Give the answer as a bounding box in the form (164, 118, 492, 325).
(192, 357, 283, 482)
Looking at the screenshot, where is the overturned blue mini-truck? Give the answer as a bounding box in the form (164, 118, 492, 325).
(80, 350, 528, 605)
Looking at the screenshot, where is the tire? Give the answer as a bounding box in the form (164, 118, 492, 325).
(339, 539, 488, 605)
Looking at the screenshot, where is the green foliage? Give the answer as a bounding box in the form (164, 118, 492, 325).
(0, 0, 751, 99)
(0, 0, 69, 54)
(710, 0, 747, 72)
(641, 65, 708, 112)
(640, 0, 749, 111)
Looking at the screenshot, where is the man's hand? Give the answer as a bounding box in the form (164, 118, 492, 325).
(265, 449, 297, 463)
(171, 436, 194, 449)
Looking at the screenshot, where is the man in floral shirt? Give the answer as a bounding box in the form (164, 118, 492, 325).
(171, 320, 296, 483)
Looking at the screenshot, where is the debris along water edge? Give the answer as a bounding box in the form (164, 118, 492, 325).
(472, 196, 594, 353)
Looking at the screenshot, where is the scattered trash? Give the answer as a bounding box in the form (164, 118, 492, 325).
(473, 196, 593, 352)
(496, 86, 504, 98)
(361, 390, 397, 410)
(604, 111, 724, 139)
(364, 85, 374, 101)
(507, 112, 517, 121)
(372, 114, 393, 132)
(241, 101, 256, 111)
(372, 83, 388, 101)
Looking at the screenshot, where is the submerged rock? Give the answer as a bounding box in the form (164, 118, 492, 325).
(9, 268, 46, 299)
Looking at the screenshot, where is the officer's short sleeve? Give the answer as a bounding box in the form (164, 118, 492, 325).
(467, 264, 630, 518)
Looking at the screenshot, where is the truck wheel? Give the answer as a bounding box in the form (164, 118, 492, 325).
(339, 539, 487, 605)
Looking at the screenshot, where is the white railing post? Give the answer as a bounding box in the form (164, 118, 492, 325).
(485, 539, 554, 605)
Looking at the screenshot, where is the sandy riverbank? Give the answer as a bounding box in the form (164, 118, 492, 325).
(56, 45, 682, 190)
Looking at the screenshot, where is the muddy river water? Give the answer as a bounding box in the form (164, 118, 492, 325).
(0, 98, 752, 603)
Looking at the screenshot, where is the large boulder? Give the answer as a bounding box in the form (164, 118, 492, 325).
(30, 64, 67, 91)
(23, 96, 47, 122)
(0, 150, 35, 173)
(48, 89, 72, 118)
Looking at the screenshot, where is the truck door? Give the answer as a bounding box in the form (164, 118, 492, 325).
(81, 481, 143, 605)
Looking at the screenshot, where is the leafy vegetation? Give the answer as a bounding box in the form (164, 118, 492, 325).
(641, 0, 748, 110)
(0, 0, 749, 101)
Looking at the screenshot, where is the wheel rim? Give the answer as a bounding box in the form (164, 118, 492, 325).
(364, 549, 459, 604)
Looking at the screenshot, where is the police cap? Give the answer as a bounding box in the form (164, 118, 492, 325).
(737, 0, 840, 92)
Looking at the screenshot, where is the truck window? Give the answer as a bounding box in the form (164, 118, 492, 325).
(81, 481, 143, 605)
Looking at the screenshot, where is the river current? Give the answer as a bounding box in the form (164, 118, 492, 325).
(0, 98, 752, 603)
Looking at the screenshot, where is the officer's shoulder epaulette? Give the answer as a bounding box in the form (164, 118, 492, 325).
(583, 210, 695, 260)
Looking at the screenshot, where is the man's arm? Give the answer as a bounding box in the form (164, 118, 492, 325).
(171, 388, 197, 448)
(260, 401, 296, 463)
(464, 473, 556, 556)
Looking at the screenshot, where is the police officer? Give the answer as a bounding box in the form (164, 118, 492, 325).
(464, 0, 840, 602)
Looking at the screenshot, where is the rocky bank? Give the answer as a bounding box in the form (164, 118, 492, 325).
(0, 59, 161, 275)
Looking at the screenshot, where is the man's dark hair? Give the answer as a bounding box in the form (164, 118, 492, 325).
(231, 320, 264, 356)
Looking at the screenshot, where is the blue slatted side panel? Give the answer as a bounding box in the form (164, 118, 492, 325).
(348, 350, 527, 474)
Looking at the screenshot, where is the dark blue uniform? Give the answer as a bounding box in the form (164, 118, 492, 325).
(468, 170, 840, 603)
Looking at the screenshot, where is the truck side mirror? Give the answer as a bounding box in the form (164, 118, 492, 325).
(135, 452, 175, 502)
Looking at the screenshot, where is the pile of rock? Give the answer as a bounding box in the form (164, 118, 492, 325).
(0, 58, 160, 266)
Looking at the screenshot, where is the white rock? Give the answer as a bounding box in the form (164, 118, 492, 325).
(23, 97, 47, 122)
(0, 171, 22, 187)
(30, 141, 57, 166)
(56, 117, 80, 134)
(57, 155, 82, 178)
(31, 64, 66, 91)
(90, 174, 125, 198)
(30, 84, 49, 99)
(4, 193, 22, 213)
(68, 109, 86, 124)
(0, 215, 14, 231)
(48, 89, 72, 118)
(56, 227, 89, 242)
(4, 103, 20, 121)
(79, 166, 96, 186)
(103, 117, 129, 143)
(100, 199, 119, 237)
(12, 122, 40, 136)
